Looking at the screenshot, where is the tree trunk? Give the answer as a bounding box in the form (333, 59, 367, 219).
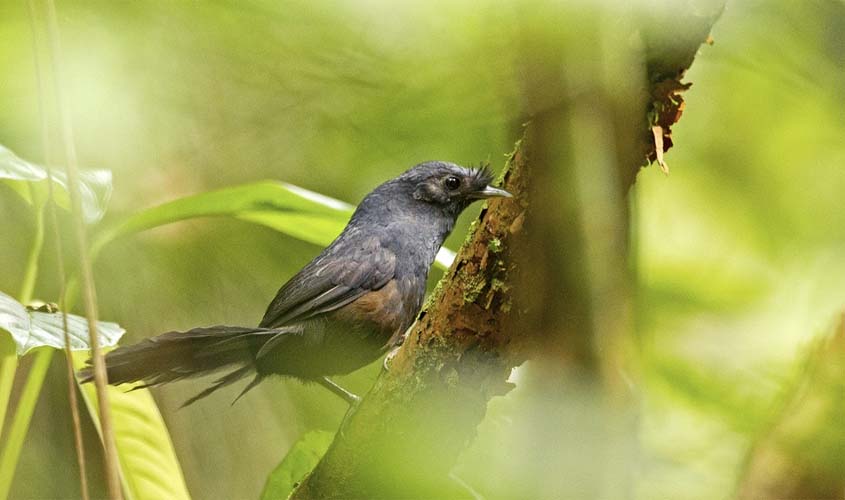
(291, 3, 725, 498)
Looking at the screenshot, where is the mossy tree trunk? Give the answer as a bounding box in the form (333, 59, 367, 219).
(291, 3, 724, 498)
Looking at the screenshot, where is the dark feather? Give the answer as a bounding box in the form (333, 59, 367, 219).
(78, 326, 292, 397)
(180, 366, 253, 408)
(230, 374, 264, 405)
(260, 235, 396, 328)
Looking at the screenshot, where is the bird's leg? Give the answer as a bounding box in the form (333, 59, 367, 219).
(317, 377, 363, 438)
(318, 376, 361, 405)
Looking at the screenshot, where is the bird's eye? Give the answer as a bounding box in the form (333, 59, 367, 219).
(444, 175, 461, 191)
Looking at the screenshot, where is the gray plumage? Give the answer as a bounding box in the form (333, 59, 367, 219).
(79, 161, 510, 405)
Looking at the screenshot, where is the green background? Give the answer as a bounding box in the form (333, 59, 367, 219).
(1, 0, 843, 498)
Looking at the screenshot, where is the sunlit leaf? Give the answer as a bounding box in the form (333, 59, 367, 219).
(0, 143, 112, 223)
(72, 352, 192, 500)
(92, 181, 351, 252)
(91, 180, 455, 268)
(46, 169, 114, 224)
(0, 291, 124, 356)
(260, 431, 334, 500)
(0, 145, 46, 182)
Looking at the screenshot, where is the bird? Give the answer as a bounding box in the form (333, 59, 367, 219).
(79, 161, 511, 406)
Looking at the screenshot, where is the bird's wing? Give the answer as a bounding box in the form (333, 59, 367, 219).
(259, 234, 397, 328)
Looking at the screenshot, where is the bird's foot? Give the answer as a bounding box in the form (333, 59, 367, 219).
(337, 395, 363, 439)
(382, 346, 402, 372)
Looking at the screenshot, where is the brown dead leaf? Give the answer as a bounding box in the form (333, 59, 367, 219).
(651, 125, 669, 174)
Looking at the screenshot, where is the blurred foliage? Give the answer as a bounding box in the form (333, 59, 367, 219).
(0, 0, 843, 499)
(71, 353, 191, 500)
(0, 144, 112, 224)
(737, 315, 845, 498)
(633, 1, 845, 498)
(260, 430, 333, 500)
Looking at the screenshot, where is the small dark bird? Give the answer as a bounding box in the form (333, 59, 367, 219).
(79, 162, 511, 405)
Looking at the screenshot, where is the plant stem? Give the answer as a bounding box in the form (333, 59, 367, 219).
(0, 348, 53, 500)
(0, 192, 48, 499)
(19, 192, 45, 306)
(0, 339, 17, 442)
(43, 1, 122, 498)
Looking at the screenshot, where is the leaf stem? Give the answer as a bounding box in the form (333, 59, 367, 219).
(0, 339, 17, 443)
(0, 348, 53, 500)
(18, 190, 45, 306)
(0, 192, 47, 499)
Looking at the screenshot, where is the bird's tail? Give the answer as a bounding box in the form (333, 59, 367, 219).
(77, 325, 290, 406)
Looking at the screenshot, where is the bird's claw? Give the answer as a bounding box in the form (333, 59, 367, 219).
(338, 395, 363, 439)
(382, 346, 402, 372)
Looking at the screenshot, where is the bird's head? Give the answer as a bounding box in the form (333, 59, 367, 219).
(394, 161, 511, 216)
(350, 161, 512, 258)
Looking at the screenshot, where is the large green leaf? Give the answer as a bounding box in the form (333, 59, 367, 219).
(91, 181, 351, 254)
(72, 352, 191, 500)
(260, 431, 334, 500)
(91, 180, 456, 268)
(0, 290, 124, 356)
(0, 144, 112, 223)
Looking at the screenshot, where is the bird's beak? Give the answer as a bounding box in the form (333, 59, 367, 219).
(469, 185, 513, 199)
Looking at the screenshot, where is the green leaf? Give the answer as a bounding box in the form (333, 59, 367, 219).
(91, 180, 456, 269)
(260, 431, 334, 500)
(0, 290, 125, 356)
(0, 143, 112, 223)
(92, 181, 352, 253)
(72, 352, 192, 500)
(46, 169, 114, 224)
(0, 145, 45, 182)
